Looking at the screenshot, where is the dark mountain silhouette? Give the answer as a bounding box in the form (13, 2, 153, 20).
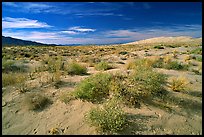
(2, 36, 58, 46)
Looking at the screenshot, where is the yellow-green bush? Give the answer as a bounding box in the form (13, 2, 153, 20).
(85, 98, 127, 133)
(169, 76, 189, 92)
(74, 73, 112, 103)
(95, 61, 112, 71)
(67, 62, 87, 75)
(2, 73, 27, 87)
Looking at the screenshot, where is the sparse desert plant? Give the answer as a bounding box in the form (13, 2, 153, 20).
(67, 62, 87, 75)
(184, 55, 191, 62)
(163, 55, 172, 64)
(24, 92, 51, 111)
(74, 73, 112, 103)
(95, 61, 112, 71)
(18, 82, 30, 93)
(173, 50, 178, 58)
(169, 76, 189, 92)
(2, 72, 27, 87)
(60, 92, 76, 104)
(47, 57, 63, 72)
(85, 98, 127, 134)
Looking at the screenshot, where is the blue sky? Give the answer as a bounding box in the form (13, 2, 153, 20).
(2, 2, 202, 45)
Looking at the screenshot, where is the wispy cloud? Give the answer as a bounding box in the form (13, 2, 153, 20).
(3, 2, 125, 17)
(2, 24, 201, 45)
(60, 30, 79, 35)
(68, 26, 96, 32)
(2, 17, 52, 29)
(3, 2, 57, 13)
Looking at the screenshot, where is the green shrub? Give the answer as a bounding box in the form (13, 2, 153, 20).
(119, 51, 128, 55)
(164, 61, 189, 70)
(74, 73, 112, 103)
(154, 45, 164, 49)
(85, 98, 127, 133)
(67, 62, 87, 75)
(130, 67, 167, 96)
(95, 61, 112, 71)
(196, 56, 202, 62)
(190, 48, 202, 55)
(24, 92, 51, 111)
(109, 69, 166, 107)
(2, 59, 27, 73)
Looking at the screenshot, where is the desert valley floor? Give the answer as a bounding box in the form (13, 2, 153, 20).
(2, 38, 202, 135)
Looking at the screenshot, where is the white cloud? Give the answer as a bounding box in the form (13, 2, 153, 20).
(2, 17, 52, 29)
(60, 31, 78, 34)
(68, 26, 96, 32)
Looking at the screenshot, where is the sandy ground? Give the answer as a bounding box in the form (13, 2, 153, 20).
(2, 45, 202, 135)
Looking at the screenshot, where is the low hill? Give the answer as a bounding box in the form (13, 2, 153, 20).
(123, 36, 202, 45)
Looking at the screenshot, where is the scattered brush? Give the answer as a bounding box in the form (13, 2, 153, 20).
(169, 76, 189, 92)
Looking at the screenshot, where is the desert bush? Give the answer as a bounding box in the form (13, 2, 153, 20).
(130, 67, 167, 96)
(2, 59, 27, 73)
(95, 61, 112, 71)
(152, 58, 164, 68)
(164, 61, 189, 70)
(166, 45, 176, 48)
(126, 58, 155, 70)
(60, 92, 76, 104)
(24, 92, 51, 111)
(2, 59, 15, 72)
(74, 73, 112, 103)
(119, 51, 128, 55)
(173, 50, 178, 58)
(67, 62, 87, 75)
(195, 56, 202, 62)
(169, 76, 189, 92)
(85, 98, 127, 134)
(154, 45, 164, 49)
(2, 72, 27, 87)
(47, 56, 63, 72)
(190, 48, 202, 55)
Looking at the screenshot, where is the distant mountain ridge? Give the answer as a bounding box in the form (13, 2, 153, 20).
(2, 36, 58, 46)
(123, 36, 202, 45)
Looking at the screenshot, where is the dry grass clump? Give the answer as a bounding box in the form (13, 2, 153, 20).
(24, 92, 51, 111)
(169, 76, 189, 92)
(2, 72, 27, 87)
(126, 58, 155, 70)
(60, 92, 76, 104)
